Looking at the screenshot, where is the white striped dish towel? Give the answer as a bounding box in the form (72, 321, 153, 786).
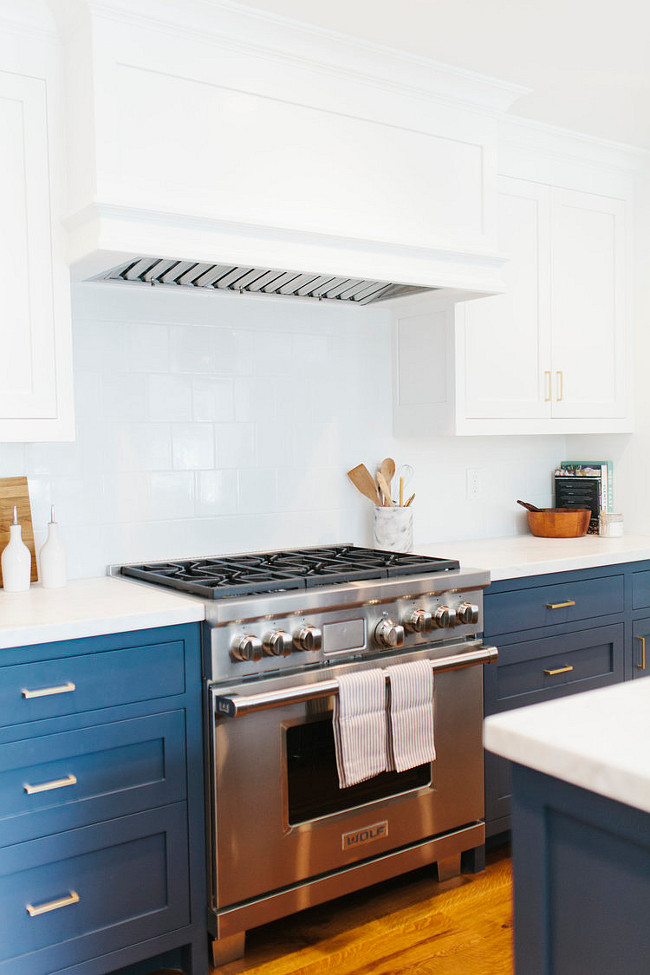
(333, 669, 388, 789)
(386, 660, 436, 772)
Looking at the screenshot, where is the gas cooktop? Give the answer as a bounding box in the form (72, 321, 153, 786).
(120, 545, 461, 599)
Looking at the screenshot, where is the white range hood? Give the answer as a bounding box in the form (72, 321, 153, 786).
(54, 0, 526, 303)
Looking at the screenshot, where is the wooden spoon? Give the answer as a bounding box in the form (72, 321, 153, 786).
(379, 458, 395, 499)
(517, 499, 543, 512)
(376, 471, 395, 507)
(347, 464, 381, 505)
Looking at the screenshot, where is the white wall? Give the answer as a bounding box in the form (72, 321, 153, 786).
(1, 282, 566, 578)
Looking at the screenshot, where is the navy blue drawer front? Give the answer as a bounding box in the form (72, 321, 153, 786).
(484, 574, 624, 637)
(0, 710, 186, 847)
(0, 640, 186, 728)
(486, 624, 624, 713)
(0, 804, 189, 975)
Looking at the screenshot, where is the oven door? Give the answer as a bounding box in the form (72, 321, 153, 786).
(209, 642, 494, 910)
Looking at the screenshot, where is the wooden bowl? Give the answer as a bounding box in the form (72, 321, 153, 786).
(526, 507, 591, 538)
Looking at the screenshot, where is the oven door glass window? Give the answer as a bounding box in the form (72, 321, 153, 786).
(286, 716, 430, 825)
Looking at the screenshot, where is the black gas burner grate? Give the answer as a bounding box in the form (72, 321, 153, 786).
(120, 545, 460, 599)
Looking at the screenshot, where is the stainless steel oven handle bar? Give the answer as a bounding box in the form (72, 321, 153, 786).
(214, 645, 498, 718)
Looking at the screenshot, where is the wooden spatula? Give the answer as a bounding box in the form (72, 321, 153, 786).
(376, 471, 395, 507)
(347, 464, 381, 505)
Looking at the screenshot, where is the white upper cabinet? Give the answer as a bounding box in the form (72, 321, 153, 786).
(0, 8, 74, 441)
(394, 165, 633, 437)
(550, 187, 626, 420)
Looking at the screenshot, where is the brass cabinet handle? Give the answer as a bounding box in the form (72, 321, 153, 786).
(546, 600, 576, 609)
(22, 682, 76, 700)
(26, 890, 80, 917)
(544, 370, 552, 402)
(544, 665, 574, 676)
(636, 635, 646, 671)
(556, 370, 564, 401)
(24, 774, 77, 796)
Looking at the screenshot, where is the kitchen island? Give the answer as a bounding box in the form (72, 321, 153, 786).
(484, 679, 650, 975)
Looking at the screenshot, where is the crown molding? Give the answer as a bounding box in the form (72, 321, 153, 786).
(63, 0, 528, 114)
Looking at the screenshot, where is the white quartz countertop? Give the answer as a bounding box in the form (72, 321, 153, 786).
(0, 577, 205, 649)
(484, 678, 650, 814)
(415, 533, 650, 581)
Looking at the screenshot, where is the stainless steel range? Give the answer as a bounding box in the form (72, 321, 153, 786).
(120, 545, 496, 967)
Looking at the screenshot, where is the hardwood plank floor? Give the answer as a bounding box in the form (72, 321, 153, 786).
(214, 843, 512, 975)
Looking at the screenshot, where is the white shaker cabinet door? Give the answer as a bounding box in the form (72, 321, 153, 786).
(460, 177, 552, 421)
(550, 188, 626, 419)
(0, 70, 73, 441)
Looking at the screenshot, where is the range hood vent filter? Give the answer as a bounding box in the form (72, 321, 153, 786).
(97, 258, 436, 305)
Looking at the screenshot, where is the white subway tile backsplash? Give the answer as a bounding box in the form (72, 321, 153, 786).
(196, 470, 239, 516)
(102, 373, 149, 422)
(192, 377, 234, 422)
(116, 423, 172, 472)
(215, 422, 257, 468)
(7, 283, 568, 577)
(172, 423, 215, 470)
(126, 322, 170, 373)
(148, 374, 194, 421)
(149, 471, 195, 519)
(237, 468, 278, 514)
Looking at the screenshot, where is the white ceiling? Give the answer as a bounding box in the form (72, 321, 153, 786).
(235, 0, 650, 151)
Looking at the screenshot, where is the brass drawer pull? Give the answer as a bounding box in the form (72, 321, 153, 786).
(546, 600, 576, 610)
(544, 370, 552, 402)
(556, 370, 564, 401)
(636, 635, 646, 671)
(544, 665, 574, 676)
(24, 774, 77, 796)
(26, 890, 80, 917)
(22, 682, 76, 700)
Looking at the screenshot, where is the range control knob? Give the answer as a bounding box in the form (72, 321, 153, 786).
(375, 619, 405, 649)
(293, 625, 323, 652)
(433, 605, 456, 629)
(263, 630, 293, 657)
(403, 609, 433, 633)
(231, 634, 262, 662)
(457, 602, 480, 625)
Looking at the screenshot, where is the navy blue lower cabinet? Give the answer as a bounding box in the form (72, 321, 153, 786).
(482, 560, 650, 837)
(0, 624, 208, 975)
(510, 763, 650, 975)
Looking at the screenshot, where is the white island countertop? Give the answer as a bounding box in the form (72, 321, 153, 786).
(484, 678, 650, 814)
(415, 533, 650, 581)
(0, 576, 205, 649)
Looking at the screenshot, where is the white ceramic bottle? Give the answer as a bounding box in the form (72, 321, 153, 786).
(39, 505, 67, 589)
(1, 506, 32, 592)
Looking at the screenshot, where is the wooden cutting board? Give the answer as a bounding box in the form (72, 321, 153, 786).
(0, 477, 38, 585)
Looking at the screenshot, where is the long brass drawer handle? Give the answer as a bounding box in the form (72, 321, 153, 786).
(24, 774, 77, 796)
(546, 600, 576, 610)
(22, 682, 76, 700)
(26, 890, 80, 917)
(636, 635, 646, 671)
(556, 370, 564, 401)
(544, 665, 574, 676)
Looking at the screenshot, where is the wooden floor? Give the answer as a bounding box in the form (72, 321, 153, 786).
(214, 842, 513, 975)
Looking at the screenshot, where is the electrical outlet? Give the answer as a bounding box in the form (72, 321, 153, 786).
(466, 468, 483, 500)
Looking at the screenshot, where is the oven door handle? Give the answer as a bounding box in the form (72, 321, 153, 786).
(213, 645, 498, 718)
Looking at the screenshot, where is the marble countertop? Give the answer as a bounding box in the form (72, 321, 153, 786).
(415, 533, 650, 581)
(0, 577, 205, 649)
(483, 678, 650, 814)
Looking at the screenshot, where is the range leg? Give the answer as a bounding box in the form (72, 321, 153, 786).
(210, 932, 246, 968)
